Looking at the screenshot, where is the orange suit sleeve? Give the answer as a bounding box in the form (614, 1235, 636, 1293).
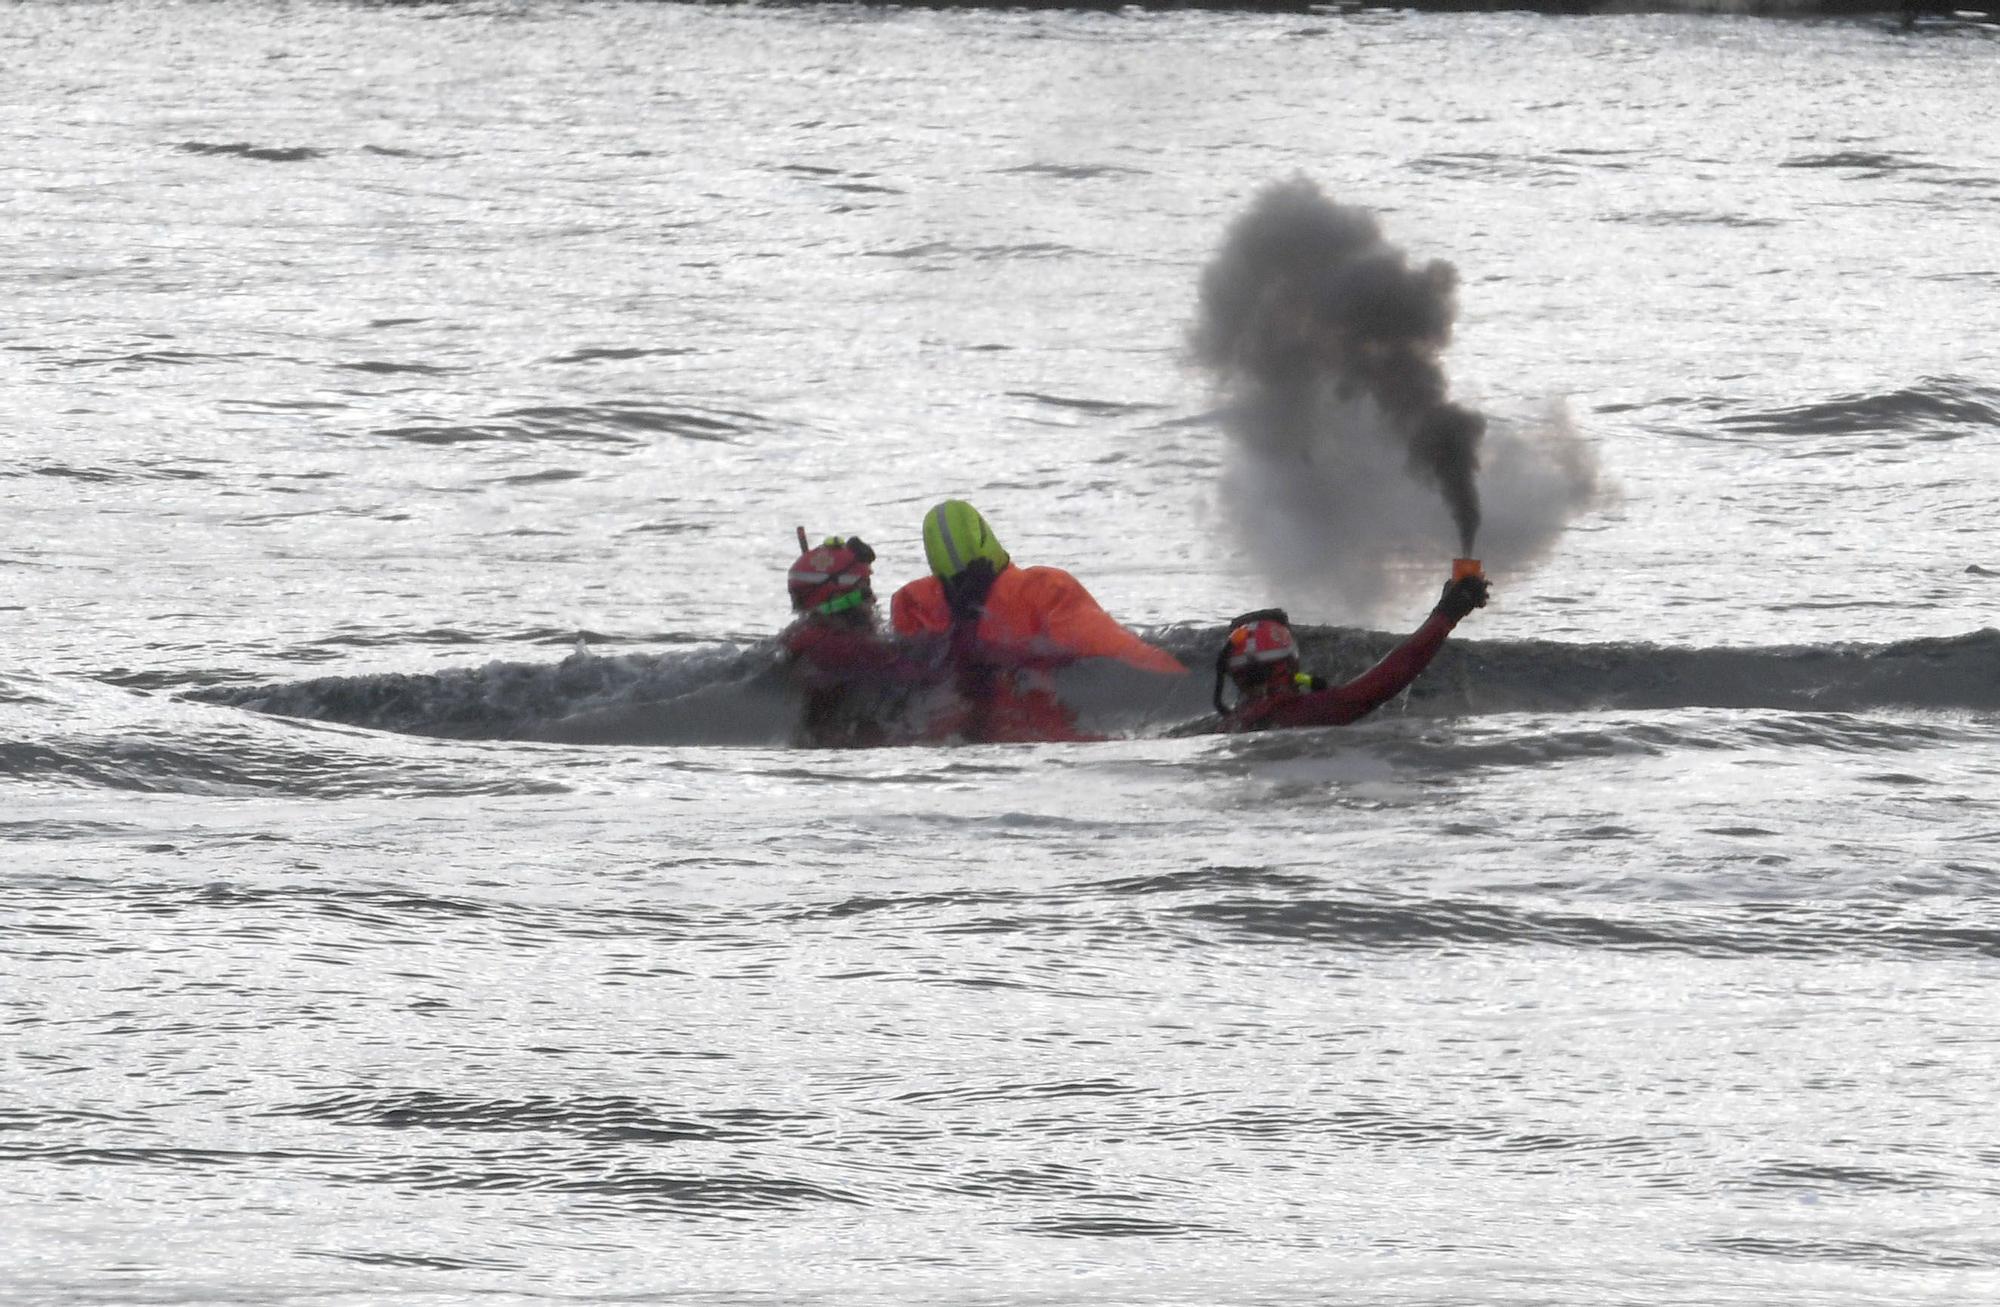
(1019, 568, 1186, 674)
(890, 576, 950, 637)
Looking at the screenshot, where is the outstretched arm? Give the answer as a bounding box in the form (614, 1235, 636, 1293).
(1029, 568, 1187, 675)
(1315, 613, 1456, 725)
(1265, 574, 1489, 729)
(1323, 574, 1489, 722)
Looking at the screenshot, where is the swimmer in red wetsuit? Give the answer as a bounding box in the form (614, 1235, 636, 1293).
(1212, 571, 1490, 733)
(779, 530, 942, 748)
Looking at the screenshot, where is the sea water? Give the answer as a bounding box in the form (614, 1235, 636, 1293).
(5, 4, 2000, 1303)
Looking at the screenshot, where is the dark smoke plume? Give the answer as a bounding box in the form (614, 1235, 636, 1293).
(1193, 177, 1483, 551)
(1192, 177, 1605, 617)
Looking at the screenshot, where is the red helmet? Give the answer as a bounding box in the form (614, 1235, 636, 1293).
(1214, 608, 1300, 712)
(1225, 619, 1298, 685)
(788, 534, 875, 616)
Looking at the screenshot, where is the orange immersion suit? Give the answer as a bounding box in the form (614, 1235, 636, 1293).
(892, 564, 1185, 743)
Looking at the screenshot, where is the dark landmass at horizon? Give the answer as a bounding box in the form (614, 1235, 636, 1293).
(687, 0, 1997, 21)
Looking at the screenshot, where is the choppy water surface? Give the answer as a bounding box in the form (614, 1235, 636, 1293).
(6, 4, 2000, 1303)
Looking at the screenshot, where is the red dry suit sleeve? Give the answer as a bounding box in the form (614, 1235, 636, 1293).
(1232, 606, 1459, 731)
(1015, 567, 1186, 675)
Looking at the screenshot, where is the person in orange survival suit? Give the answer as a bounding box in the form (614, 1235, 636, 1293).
(889, 500, 1186, 743)
(780, 529, 945, 748)
(1209, 570, 1490, 733)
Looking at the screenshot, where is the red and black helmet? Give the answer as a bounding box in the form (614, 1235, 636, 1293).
(1213, 608, 1300, 712)
(1224, 619, 1298, 680)
(788, 530, 876, 617)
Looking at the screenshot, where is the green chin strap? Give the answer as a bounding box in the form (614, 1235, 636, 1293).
(815, 589, 871, 617)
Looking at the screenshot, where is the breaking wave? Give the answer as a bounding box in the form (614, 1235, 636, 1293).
(180, 626, 2000, 746)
